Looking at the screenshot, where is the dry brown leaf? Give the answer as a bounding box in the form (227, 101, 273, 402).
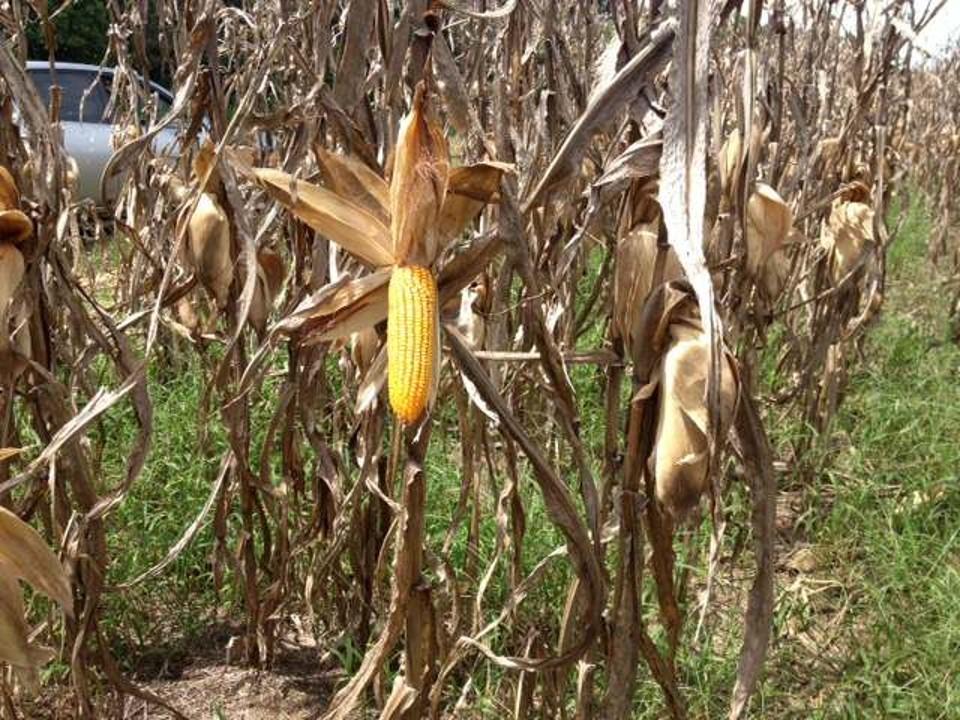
(0, 507, 72, 615)
(437, 162, 511, 245)
(250, 168, 395, 268)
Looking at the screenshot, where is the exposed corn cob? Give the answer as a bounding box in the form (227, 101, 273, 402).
(387, 265, 437, 425)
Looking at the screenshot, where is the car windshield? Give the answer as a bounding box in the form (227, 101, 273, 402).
(28, 68, 110, 123)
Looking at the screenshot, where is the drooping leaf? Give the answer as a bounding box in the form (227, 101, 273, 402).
(0, 507, 72, 616)
(658, 0, 722, 453)
(437, 161, 512, 245)
(249, 167, 395, 268)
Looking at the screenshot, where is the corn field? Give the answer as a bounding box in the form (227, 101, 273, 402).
(0, 0, 958, 717)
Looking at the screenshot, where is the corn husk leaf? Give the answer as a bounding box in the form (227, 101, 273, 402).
(248, 167, 395, 268)
(315, 147, 390, 224)
(390, 83, 449, 266)
(437, 161, 512, 245)
(182, 194, 233, 309)
(277, 268, 390, 341)
(745, 183, 793, 279)
(820, 200, 874, 283)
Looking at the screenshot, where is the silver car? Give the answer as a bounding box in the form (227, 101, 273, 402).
(25, 61, 177, 206)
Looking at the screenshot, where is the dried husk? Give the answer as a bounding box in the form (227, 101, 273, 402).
(718, 129, 743, 199)
(745, 183, 793, 280)
(718, 124, 763, 202)
(613, 183, 683, 348)
(389, 83, 449, 266)
(817, 136, 842, 170)
(451, 279, 487, 349)
(820, 199, 874, 283)
(315, 146, 390, 224)
(0, 167, 32, 246)
(248, 167, 395, 268)
(437, 161, 511, 246)
(248, 247, 286, 336)
(652, 320, 739, 519)
(182, 193, 234, 309)
(350, 327, 380, 373)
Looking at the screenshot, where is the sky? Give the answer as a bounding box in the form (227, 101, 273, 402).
(915, 1, 960, 53)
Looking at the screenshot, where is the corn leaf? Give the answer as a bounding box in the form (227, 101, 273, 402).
(438, 161, 512, 245)
(0, 508, 72, 615)
(315, 146, 390, 224)
(251, 168, 396, 268)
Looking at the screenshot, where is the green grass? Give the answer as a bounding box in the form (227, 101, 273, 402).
(753, 196, 960, 718)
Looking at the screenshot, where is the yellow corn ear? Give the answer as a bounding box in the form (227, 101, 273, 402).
(387, 265, 437, 425)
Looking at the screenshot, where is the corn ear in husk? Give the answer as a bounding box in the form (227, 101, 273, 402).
(181, 193, 234, 309)
(0, 167, 32, 246)
(820, 199, 874, 284)
(652, 320, 739, 519)
(248, 247, 286, 337)
(745, 183, 793, 300)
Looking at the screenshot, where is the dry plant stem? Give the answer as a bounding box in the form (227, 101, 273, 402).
(322, 420, 433, 720)
(728, 393, 776, 720)
(601, 398, 644, 720)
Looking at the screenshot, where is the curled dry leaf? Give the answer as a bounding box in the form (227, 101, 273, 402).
(390, 83, 450, 266)
(0, 506, 73, 687)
